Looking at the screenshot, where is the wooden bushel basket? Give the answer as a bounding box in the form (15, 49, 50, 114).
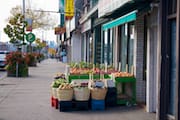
(74, 87, 90, 101)
(57, 89, 73, 101)
(88, 73, 108, 100)
(90, 87, 107, 100)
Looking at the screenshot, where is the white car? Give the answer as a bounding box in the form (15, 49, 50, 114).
(0, 51, 9, 70)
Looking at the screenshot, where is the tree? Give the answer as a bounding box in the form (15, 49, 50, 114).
(3, 13, 27, 45)
(10, 6, 56, 30)
(35, 38, 47, 54)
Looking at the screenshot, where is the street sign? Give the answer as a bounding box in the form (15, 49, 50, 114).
(26, 33, 36, 43)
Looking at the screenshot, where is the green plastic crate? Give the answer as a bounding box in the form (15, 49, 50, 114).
(115, 77, 136, 105)
(68, 74, 111, 83)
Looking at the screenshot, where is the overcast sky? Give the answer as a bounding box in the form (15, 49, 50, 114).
(0, 0, 59, 42)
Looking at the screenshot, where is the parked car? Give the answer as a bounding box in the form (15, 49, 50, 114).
(0, 51, 9, 70)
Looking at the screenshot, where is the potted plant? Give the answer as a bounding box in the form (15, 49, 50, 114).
(5, 51, 28, 77)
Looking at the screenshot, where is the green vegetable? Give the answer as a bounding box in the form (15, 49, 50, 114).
(52, 78, 67, 88)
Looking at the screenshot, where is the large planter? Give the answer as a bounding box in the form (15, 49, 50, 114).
(6, 51, 29, 77)
(7, 64, 29, 77)
(25, 53, 37, 67)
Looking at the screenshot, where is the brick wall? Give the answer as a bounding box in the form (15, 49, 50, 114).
(135, 15, 146, 102)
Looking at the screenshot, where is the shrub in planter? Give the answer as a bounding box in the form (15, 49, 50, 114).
(5, 51, 28, 77)
(25, 53, 37, 66)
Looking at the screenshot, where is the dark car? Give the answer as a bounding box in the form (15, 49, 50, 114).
(0, 51, 9, 70)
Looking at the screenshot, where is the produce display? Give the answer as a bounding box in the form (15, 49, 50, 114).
(58, 83, 72, 90)
(69, 62, 118, 75)
(54, 72, 66, 79)
(113, 72, 134, 78)
(71, 81, 89, 87)
(51, 78, 67, 88)
(51, 62, 136, 110)
(70, 68, 92, 74)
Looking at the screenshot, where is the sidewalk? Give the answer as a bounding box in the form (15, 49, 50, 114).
(0, 59, 156, 120)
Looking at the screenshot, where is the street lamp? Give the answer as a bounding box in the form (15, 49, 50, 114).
(22, 0, 26, 52)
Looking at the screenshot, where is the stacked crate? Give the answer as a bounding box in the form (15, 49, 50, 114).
(106, 79, 117, 107)
(90, 80, 107, 110)
(105, 87, 117, 107)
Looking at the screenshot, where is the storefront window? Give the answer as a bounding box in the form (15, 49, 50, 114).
(104, 30, 108, 64)
(168, 19, 176, 115)
(103, 29, 114, 65)
(89, 37, 93, 63)
(118, 23, 134, 72)
(128, 24, 134, 73)
(120, 24, 128, 72)
(81, 34, 85, 61)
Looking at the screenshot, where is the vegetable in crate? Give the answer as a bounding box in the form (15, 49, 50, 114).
(52, 78, 67, 88)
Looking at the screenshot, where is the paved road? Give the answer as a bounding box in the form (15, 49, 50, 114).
(0, 59, 156, 120)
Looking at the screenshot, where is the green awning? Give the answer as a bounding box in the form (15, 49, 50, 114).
(102, 10, 137, 30)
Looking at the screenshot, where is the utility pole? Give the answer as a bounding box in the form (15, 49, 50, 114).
(22, 0, 26, 52)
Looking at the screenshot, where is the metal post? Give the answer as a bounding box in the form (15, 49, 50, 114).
(16, 62, 19, 77)
(22, 0, 26, 53)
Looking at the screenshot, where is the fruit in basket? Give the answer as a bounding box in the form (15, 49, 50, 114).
(93, 68, 100, 74)
(70, 68, 92, 74)
(113, 72, 134, 77)
(58, 83, 72, 90)
(70, 68, 80, 74)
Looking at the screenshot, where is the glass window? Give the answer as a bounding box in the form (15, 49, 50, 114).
(118, 23, 134, 72)
(104, 30, 108, 64)
(128, 24, 135, 73)
(168, 0, 177, 15)
(103, 29, 114, 65)
(120, 24, 128, 72)
(81, 34, 85, 61)
(168, 19, 176, 115)
(89, 37, 93, 63)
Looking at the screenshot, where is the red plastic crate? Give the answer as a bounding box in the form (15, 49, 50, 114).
(54, 98, 58, 109)
(51, 96, 55, 107)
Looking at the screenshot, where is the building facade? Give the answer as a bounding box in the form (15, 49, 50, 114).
(63, 0, 180, 119)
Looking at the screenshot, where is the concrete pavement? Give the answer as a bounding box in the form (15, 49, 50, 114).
(0, 59, 156, 120)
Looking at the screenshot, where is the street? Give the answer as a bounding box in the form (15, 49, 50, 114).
(0, 59, 156, 120)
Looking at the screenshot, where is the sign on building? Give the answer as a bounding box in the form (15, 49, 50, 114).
(54, 27, 66, 35)
(65, 0, 74, 20)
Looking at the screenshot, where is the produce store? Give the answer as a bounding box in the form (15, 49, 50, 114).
(50, 62, 136, 111)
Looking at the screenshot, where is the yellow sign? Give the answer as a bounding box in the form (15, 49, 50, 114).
(65, 0, 74, 20)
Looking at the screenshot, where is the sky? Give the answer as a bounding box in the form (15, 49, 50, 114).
(0, 0, 59, 43)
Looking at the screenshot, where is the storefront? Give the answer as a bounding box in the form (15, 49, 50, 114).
(98, 0, 156, 110)
(102, 11, 136, 71)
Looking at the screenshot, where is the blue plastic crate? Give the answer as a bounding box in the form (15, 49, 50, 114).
(91, 99, 105, 110)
